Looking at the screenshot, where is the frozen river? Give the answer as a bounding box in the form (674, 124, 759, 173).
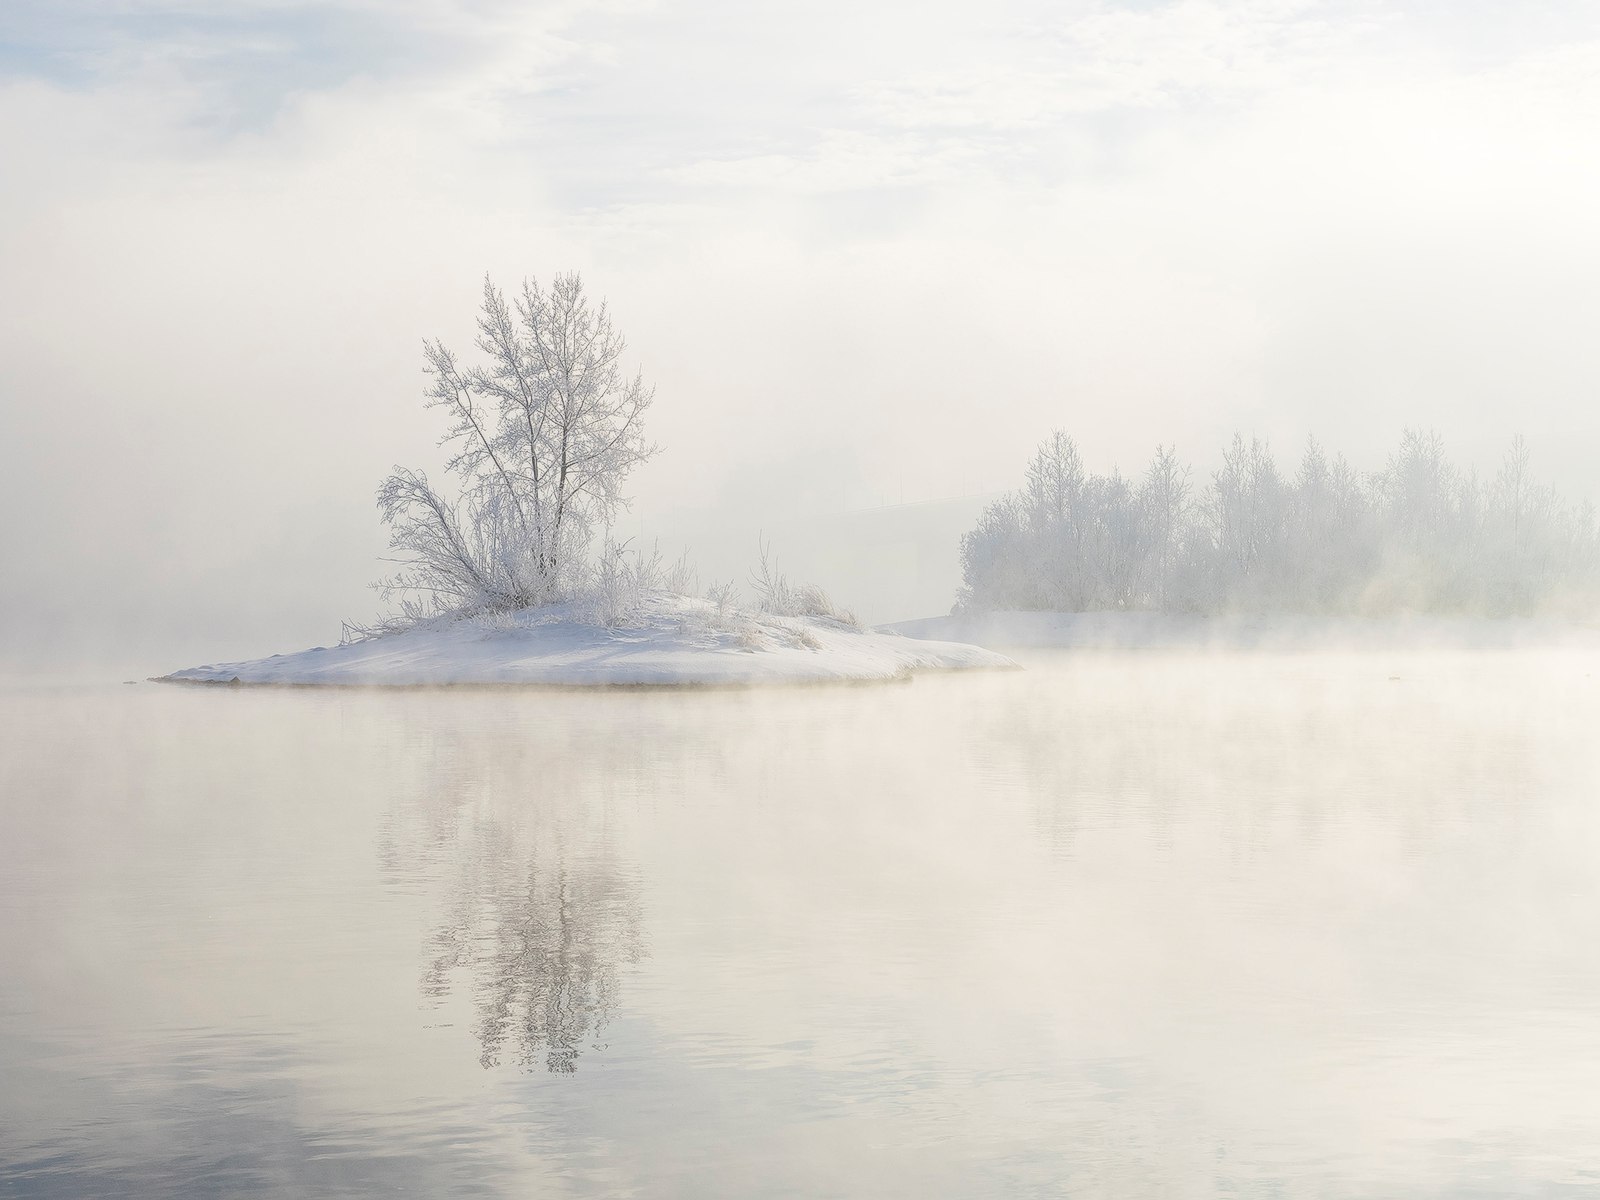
(3, 647, 1599, 1197)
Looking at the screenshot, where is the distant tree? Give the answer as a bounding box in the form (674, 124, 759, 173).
(1206, 434, 1287, 610)
(1138, 444, 1191, 609)
(1495, 434, 1533, 536)
(1289, 437, 1375, 611)
(377, 273, 658, 618)
(1022, 431, 1087, 609)
(1373, 428, 1479, 609)
(957, 496, 1031, 612)
(1085, 469, 1143, 609)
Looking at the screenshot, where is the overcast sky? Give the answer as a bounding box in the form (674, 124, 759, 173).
(4, 0, 1600, 671)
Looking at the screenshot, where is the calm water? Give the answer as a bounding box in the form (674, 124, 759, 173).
(3, 650, 1599, 1198)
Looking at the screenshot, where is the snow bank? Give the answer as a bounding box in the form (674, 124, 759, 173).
(161, 595, 1015, 687)
(886, 610, 1600, 652)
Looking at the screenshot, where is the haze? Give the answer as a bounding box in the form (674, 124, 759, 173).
(4, 0, 1599, 675)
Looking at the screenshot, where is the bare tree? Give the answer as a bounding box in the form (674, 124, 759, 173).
(377, 273, 658, 618)
(1139, 443, 1190, 608)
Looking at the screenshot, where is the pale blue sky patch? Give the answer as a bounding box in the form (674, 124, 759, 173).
(0, 1, 521, 133)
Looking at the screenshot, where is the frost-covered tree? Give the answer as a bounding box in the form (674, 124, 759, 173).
(1206, 434, 1288, 610)
(1021, 432, 1088, 609)
(1287, 438, 1374, 612)
(1138, 444, 1191, 609)
(377, 273, 657, 618)
(957, 496, 1032, 611)
(959, 432, 1156, 612)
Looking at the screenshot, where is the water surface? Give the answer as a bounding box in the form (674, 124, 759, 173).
(3, 649, 1598, 1197)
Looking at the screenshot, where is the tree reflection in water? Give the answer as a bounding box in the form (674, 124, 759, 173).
(379, 698, 653, 1074)
(423, 826, 645, 1073)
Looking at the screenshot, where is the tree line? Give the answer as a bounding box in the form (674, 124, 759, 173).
(958, 430, 1600, 617)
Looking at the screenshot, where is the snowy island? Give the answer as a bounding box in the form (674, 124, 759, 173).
(160, 594, 1015, 688)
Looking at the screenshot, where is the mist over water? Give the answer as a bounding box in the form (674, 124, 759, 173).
(4, 648, 1599, 1197)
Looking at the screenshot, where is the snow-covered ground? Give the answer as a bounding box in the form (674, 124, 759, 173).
(887, 610, 1600, 651)
(160, 594, 1015, 687)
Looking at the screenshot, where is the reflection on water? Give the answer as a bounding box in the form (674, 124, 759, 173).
(419, 816, 645, 1072)
(373, 702, 653, 1073)
(3, 650, 1600, 1197)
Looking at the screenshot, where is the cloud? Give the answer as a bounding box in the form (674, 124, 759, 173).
(857, 1, 1390, 130)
